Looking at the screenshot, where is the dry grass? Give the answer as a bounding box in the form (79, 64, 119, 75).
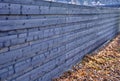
(53, 34, 120, 81)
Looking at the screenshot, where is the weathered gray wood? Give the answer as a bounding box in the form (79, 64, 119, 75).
(0, 1, 119, 81)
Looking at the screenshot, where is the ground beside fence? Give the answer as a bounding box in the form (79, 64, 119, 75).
(53, 34, 120, 81)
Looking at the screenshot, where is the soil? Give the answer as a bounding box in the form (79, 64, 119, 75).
(53, 34, 120, 81)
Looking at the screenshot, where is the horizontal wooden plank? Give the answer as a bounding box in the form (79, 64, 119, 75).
(0, 18, 117, 68)
(0, 2, 119, 15)
(0, 14, 118, 31)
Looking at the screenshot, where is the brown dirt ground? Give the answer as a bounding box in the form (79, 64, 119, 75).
(53, 34, 120, 81)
